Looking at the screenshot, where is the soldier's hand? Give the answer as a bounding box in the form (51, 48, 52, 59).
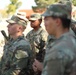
(32, 59, 43, 72)
(32, 61, 38, 72)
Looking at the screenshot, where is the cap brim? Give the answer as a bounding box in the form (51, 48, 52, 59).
(6, 19, 16, 24)
(17, 15, 28, 22)
(29, 18, 37, 21)
(71, 19, 76, 24)
(41, 10, 52, 17)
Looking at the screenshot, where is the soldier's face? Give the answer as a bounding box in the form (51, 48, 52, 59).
(44, 16, 57, 35)
(30, 20, 40, 28)
(7, 23, 20, 35)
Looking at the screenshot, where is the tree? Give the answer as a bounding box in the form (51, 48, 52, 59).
(32, 0, 59, 12)
(32, 0, 76, 13)
(34, 0, 59, 7)
(6, 0, 22, 17)
(72, 0, 76, 6)
(34, 0, 75, 7)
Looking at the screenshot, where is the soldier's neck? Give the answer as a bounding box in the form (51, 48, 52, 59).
(34, 26, 40, 31)
(11, 33, 23, 40)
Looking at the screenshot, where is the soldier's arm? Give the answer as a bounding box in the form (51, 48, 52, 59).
(46, 49, 69, 75)
(41, 30, 48, 43)
(35, 31, 48, 62)
(47, 58, 64, 75)
(6, 45, 32, 75)
(33, 59, 43, 71)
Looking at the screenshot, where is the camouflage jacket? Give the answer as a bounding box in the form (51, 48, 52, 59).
(0, 35, 33, 75)
(42, 31, 76, 75)
(26, 27, 48, 62)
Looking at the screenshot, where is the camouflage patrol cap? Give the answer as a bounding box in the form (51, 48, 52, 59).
(29, 13, 42, 21)
(6, 14, 28, 27)
(42, 3, 71, 19)
(71, 19, 76, 25)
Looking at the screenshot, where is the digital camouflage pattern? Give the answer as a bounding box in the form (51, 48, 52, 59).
(27, 13, 48, 75)
(41, 1, 76, 75)
(6, 14, 28, 27)
(29, 13, 42, 21)
(0, 35, 33, 75)
(26, 27, 48, 60)
(26, 26, 48, 75)
(71, 20, 76, 35)
(42, 31, 76, 75)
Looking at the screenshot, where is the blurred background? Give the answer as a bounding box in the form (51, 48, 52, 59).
(0, 0, 76, 59)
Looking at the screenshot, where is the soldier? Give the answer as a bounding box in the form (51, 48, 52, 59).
(33, 1, 76, 75)
(71, 19, 76, 35)
(26, 13, 48, 75)
(0, 14, 33, 75)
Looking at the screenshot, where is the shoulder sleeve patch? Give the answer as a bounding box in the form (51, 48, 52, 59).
(15, 50, 28, 59)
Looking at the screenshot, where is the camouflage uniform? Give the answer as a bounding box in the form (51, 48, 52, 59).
(0, 15, 33, 75)
(42, 32, 76, 75)
(71, 20, 76, 35)
(41, 1, 76, 75)
(26, 13, 48, 62)
(26, 13, 48, 75)
(26, 27, 47, 57)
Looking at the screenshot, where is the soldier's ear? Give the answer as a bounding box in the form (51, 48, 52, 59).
(55, 18, 62, 26)
(19, 25, 25, 31)
(18, 26, 22, 31)
(19, 26, 22, 29)
(39, 19, 42, 23)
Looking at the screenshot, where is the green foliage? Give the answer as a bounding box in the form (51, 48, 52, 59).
(33, 0, 60, 12)
(34, 0, 76, 7)
(33, 0, 76, 12)
(1, 10, 8, 18)
(10, 0, 18, 4)
(16, 2, 22, 9)
(6, 0, 22, 16)
(72, 0, 76, 6)
(34, 0, 60, 7)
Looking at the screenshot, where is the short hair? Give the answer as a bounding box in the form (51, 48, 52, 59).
(51, 15, 71, 29)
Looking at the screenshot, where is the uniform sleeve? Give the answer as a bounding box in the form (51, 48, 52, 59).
(47, 58, 64, 75)
(41, 31, 48, 42)
(6, 45, 32, 75)
(14, 45, 31, 68)
(46, 49, 71, 75)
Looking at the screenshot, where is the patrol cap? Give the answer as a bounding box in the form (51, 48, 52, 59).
(6, 13, 28, 27)
(17, 12, 28, 21)
(71, 19, 76, 25)
(42, 3, 71, 19)
(29, 13, 42, 21)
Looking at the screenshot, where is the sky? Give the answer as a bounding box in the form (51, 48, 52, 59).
(0, 0, 36, 9)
